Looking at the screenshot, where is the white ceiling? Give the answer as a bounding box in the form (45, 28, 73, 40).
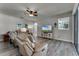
(0, 3, 74, 21)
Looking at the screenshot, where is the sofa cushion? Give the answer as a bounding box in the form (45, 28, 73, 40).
(35, 42, 48, 52)
(25, 37, 35, 49)
(17, 33, 27, 41)
(25, 42, 34, 52)
(17, 32, 35, 48)
(28, 34, 36, 43)
(23, 43, 33, 56)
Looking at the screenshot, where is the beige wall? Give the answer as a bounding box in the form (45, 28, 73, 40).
(0, 13, 33, 34)
(37, 12, 74, 43)
(0, 12, 74, 43)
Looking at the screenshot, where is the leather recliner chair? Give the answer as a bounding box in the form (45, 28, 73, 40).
(16, 32, 48, 56)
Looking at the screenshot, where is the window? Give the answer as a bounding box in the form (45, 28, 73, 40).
(58, 17, 69, 30)
(28, 24, 33, 29)
(16, 24, 28, 29)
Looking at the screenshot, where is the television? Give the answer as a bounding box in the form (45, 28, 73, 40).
(42, 25, 52, 32)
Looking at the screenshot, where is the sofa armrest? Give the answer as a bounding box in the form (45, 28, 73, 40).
(35, 43, 48, 52)
(33, 43, 48, 56)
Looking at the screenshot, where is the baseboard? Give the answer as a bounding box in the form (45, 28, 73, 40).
(53, 38, 73, 44)
(38, 36, 73, 44)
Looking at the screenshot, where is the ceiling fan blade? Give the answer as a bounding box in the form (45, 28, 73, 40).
(23, 7, 38, 16)
(34, 11, 37, 13)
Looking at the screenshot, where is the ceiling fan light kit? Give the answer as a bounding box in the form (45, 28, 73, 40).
(24, 8, 38, 16)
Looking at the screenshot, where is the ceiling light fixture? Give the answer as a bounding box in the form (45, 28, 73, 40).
(24, 8, 38, 17)
(29, 14, 34, 16)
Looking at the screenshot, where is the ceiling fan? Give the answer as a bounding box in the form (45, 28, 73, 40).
(24, 8, 38, 16)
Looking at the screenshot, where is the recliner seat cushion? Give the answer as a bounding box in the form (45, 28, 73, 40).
(24, 45, 33, 56)
(25, 42, 34, 52)
(17, 33, 28, 41)
(28, 34, 36, 43)
(35, 42, 48, 52)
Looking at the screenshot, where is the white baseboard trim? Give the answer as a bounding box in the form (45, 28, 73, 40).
(38, 36, 74, 44)
(54, 38, 73, 44)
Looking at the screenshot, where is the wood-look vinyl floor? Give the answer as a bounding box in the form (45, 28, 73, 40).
(0, 38, 78, 56)
(38, 38, 78, 56)
(0, 41, 20, 56)
(47, 39, 78, 56)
